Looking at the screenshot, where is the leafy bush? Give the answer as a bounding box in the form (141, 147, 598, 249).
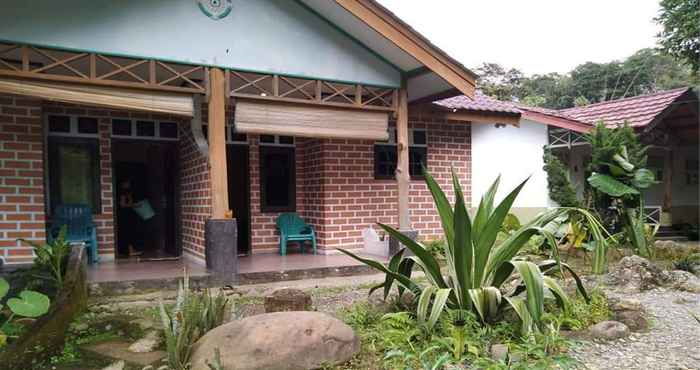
(543, 149, 581, 208)
(585, 122, 656, 257)
(555, 290, 611, 330)
(341, 169, 608, 347)
(159, 272, 230, 370)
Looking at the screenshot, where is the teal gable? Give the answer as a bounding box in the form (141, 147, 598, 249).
(0, 0, 401, 87)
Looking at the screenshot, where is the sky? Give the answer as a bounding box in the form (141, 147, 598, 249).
(377, 0, 663, 76)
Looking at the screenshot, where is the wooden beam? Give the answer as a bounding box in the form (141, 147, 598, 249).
(396, 80, 410, 230)
(662, 148, 673, 213)
(208, 68, 230, 219)
(440, 111, 521, 126)
(335, 0, 476, 98)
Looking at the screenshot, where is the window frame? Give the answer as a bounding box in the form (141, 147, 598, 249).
(110, 118, 179, 141)
(259, 145, 296, 213)
(374, 128, 428, 180)
(46, 135, 102, 215)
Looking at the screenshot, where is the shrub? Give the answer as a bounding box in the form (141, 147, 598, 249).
(543, 149, 580, 208)
(341, 169, 608, 350)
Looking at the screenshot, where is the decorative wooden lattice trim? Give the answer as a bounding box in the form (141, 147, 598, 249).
(0, 42, 206, 94)
(547, 126, 587, 148)
(229, 71, 397, 112)
(0, 42, 399, 112)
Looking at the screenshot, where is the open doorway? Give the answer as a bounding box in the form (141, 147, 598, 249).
(113, 140, 179, 260)
(227, 144, 251, 256)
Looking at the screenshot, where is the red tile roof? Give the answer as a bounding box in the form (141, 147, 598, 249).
(559, 87, 692, 127)
(433, 90, 520, 115)
(434, 87, 696, 132)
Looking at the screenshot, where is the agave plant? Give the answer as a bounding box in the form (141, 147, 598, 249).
(340, 170, 607, 337)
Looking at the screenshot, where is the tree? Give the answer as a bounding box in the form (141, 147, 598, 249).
(474, 62, 524, 101)
(656, 0, 700, 72)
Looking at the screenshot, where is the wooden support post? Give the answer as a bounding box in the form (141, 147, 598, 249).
(396, 80, 410, 230)
(208, 68, 230, 219)
(661, 148, 674, 225)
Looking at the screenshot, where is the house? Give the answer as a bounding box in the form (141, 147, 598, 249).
(0, 0, 496, 272)
(436, 88, 700, 227)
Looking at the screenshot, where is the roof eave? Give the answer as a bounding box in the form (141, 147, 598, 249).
(335, 0, 476, 98)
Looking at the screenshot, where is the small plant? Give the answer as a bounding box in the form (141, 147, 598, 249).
(206, 348, 225, 370)
(384, 346, 451, 370)
(18, 226, 71, 290)
(0, 277, 51, 347)
(673, 253, 700, 273)
(159, 271, 230, 370)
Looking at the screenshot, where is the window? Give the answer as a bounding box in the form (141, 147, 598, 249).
(374, 129, 427, 180)
(46, 115, 101, 214)
(259, 146, 296, 212)
(111, 119, 178, 140)
(687, 159, 699, 185)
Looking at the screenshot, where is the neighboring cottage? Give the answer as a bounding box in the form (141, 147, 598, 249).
(438, 88, 699, 226)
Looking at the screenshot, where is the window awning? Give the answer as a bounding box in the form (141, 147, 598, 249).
(0, 78, 194, 117)
(234, 100, 389, 141)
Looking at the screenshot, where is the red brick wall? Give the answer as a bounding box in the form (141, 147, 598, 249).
(0, 94, 46, 265)
(243, 117, 471, 253)
(40, 102, 191, 261)
(179, 123, 211, 260)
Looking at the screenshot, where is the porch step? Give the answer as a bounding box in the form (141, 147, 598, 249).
(88, 262, 378, 296)
(656, 226, 689, 242)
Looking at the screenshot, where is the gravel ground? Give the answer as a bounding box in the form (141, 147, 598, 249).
(571, 288, 700, 370)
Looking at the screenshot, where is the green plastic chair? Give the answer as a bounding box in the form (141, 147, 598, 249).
(48, 204, 98, 264)
(276, 213, 317, 255)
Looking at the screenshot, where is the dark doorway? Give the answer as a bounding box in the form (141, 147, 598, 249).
(113, 140, 179, 260)
(227, 144, 251, 256)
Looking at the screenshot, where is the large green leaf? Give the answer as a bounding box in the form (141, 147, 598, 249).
(631, 168, 656, 189)
(468, 287, 501, 323)
(509, 261, 544, 323)
(7, 290, 50, 318)
(338, 249, 421, 296)
(377, 223, 449, 290)
(0, 278, 9, 301)
(612, 152, 635, 172)
(587, 173, 639, 197)
(452, 169, 473, 307)
(504, 296, 534, 336)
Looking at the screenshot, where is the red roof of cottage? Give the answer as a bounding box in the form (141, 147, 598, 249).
(434, 87, 697, 132)
(433, 91, 520, 114)
(559, 87, 692, 127)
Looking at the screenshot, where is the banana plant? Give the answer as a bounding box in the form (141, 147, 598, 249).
(340, 169, 607, 338)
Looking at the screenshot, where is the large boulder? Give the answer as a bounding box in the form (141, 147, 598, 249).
(264, 288, 312, 313)
(190, 311, 359, 370)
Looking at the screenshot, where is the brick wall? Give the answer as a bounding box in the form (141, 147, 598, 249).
(0, 94, 45, 265)
(40, 102, 190, 261)
(243, 117, 471, 253)
(179, 123, 211, 260)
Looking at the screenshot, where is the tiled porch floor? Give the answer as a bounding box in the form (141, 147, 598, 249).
(87, 252, 386, 284)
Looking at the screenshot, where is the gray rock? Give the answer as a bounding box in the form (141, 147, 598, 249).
(667, 270, 700, 293)
(605, 256, 670, 292)
(609, 297, 648, 331)
(190, 311, 359, 370)
(264, 288, 312, 313)
(128, 330, 161, 353)
(101, 360, 125, 370)
(588, 321, 630, 340)
(489, 344, 508, 362)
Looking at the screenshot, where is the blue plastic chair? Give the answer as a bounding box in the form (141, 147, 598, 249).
(276, 213, 317, 256)
(48, 204, 98, 264)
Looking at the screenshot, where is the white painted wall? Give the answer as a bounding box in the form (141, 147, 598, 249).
(471, 119, 551, 208)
